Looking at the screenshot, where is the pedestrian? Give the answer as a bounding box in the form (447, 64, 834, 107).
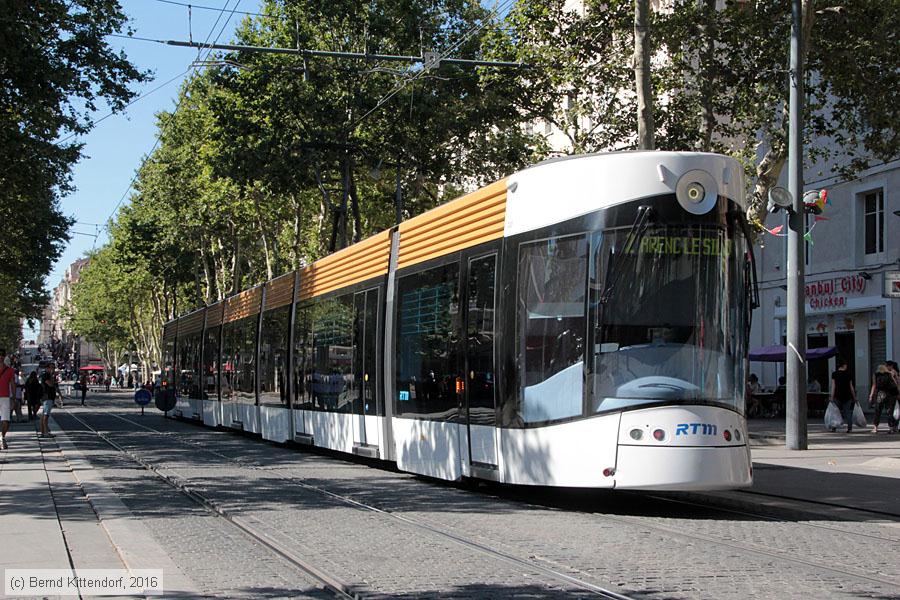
(807, 375, 822, 393)
(40, 363, 58, 438)
(867, 363, 898, 434)
(127, 373, 133, 389)
(79, 373, 88, 406)
(885, 361, 900, 434)
(0, 350, 15, 449)
(13, 369, 25, 422)
(104, 375, 111, 392)
(746, 373, 762, 417)
(25, 371, 42, 421)
(831, 358, 857, 433)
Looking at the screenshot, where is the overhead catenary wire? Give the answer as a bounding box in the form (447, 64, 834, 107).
(350, 0, 518, 129)
(102, 0, 244, 228)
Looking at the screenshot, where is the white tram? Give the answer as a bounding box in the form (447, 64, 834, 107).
(166, 152, 757, 490)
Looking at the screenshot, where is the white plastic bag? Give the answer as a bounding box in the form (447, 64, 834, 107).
(893, 400, 899, 422)
(852, 402, 868, 429)
(824, 401, 844, 430)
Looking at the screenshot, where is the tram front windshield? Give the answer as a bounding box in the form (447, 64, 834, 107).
(592, 223, 749, 414)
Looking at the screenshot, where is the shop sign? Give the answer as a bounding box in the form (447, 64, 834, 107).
(805, 274, 868, 310)
(885, 272, 900, 298)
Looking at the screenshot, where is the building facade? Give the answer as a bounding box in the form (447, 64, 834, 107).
(750, 160, 900, 396)
(37, 257, 100, 367)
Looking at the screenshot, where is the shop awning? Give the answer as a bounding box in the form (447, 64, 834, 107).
(749, 344, 839, 362)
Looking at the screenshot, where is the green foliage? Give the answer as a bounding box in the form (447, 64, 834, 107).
(0, 0, 146, 323)
(489, 0, 899, 230)
(66, 247, 131, 355)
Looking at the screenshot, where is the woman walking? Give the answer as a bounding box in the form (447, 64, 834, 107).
(867, 364, 898, 433)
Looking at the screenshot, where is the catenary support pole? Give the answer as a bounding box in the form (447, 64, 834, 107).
(786, 0, 807, 450)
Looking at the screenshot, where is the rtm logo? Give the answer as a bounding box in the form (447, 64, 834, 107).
(675, 423, 717, 436)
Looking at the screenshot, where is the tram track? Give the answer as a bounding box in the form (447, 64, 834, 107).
(99, 411, 900, 596)
(61, 409, 636, 600)
(635, 491, 900, 544)
(61, 410, 362, 600)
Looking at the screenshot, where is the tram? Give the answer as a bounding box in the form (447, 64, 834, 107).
(165, 151, 757, 490)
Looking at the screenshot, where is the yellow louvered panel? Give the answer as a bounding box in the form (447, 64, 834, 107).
(163, 322, 177, 342)
(177, 308, 206, 336)
(298, 230, 391, 301)
(397, 178, 506, 270)
(224, 286, 263, 323)
(205, 301, 225, 327)
(265, 272, 296, 310)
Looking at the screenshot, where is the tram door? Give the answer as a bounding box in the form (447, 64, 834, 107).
(352, 288, 380, 450)
(461, 254, 499, 474)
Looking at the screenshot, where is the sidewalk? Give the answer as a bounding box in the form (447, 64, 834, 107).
(734, 417, 900, 519)
(0, 417, 197, 598)
(0, 421, 74, 576)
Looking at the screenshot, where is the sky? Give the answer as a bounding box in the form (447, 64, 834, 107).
(29, 0, 509, 341)
(27, 0, 264, 340)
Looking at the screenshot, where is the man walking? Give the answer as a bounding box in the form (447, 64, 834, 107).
(40, 363, 58, 438)
(831, 358, 857, 433)
(79, 373, 88, 406)
(0, 350, 15, 449)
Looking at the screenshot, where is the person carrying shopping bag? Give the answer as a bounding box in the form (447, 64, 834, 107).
(868, 363, 899, 433)
(831, 358, 857, 433)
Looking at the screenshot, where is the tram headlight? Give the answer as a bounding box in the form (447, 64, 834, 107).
(629, 428, 644, 441)
(675, 169, 718, 215)
(723, 429, 732, 442)
(734, 429, 742, 442)
(652, 428, 666, 442)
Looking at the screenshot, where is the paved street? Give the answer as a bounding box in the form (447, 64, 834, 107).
(2, 391, 899, 599)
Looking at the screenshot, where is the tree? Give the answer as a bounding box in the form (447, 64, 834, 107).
(633, 0, 655, 149)
(0, 1, 146, 320)
(491, 0, 899, 233)
(483, 0, 636, 153)
(66, 249, 131, 372)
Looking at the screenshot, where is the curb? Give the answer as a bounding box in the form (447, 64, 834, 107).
(49, 415, 201, 596)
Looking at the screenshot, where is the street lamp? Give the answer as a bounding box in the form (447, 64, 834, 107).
(786, 0, 806, 451)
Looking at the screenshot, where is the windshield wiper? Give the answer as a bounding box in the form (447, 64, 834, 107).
(600, 205, 653, 304)
(730, 210, 760, 340)
(731, 210, 760, 310)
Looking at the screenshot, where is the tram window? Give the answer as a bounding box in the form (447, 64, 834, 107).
(221, 316, 257, 404)
(353, 288, 380, 416)
(466, 254, 497, 424)
(395, 262, 461, 421)
(518, 235, 588, 424)
(163, 338, 176, 389)
(310, 296, 355, 413)
(203, 325, 221, 399)
(591, 225, 746, 413)
(259, 306, 291, 407)
(292, 305, 314, 410)
(177, 332, 203, 399)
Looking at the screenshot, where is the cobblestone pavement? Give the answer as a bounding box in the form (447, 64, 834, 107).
(53, 396, 900, 600)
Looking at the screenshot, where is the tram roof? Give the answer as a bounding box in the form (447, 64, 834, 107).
(168, 151, 745, 326)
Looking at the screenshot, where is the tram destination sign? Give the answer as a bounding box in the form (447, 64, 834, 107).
(805, 274, 867, 309)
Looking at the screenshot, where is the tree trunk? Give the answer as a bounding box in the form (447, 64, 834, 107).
(746, 0, 816, 238)
(348, 157, 362, 243)
(634, 0, 655, 150)
(251, 187, 275, 280)
(699, 0, 717, 151)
